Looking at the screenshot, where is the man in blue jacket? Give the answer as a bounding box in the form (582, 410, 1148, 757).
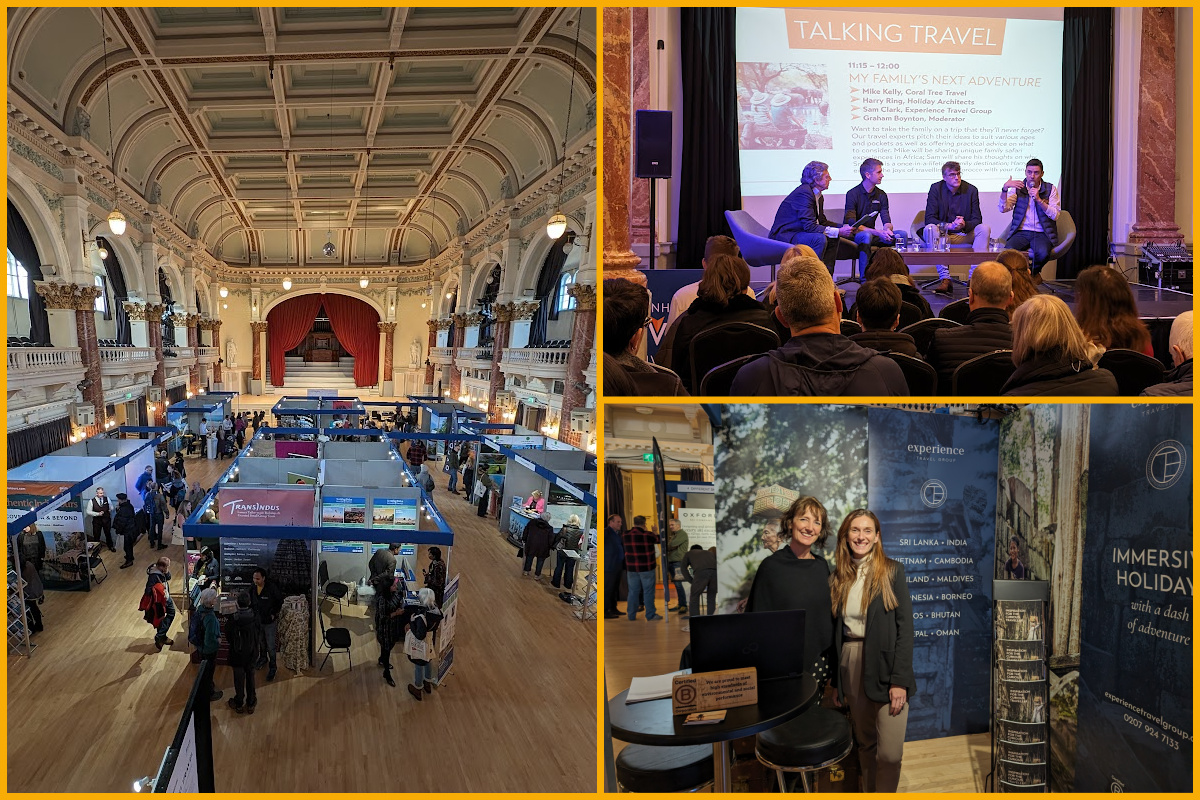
(770, 160, 855, 274)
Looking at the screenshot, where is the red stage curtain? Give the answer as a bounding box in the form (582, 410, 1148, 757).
(266, 294, 324, 386)
(321, 293, 380, 387)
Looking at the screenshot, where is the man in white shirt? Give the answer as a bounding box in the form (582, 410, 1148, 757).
(998, 158, 1060, 282)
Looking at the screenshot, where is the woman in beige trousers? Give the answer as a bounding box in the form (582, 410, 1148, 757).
(830, 509, 915, 793)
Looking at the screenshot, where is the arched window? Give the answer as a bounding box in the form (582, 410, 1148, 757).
(555, 271, 577, 314)
(94, 274, 109, 316)
(7, 250, 29, 299)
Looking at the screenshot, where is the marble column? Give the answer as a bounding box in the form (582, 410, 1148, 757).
(424, 320, 438, 387)
(186, 314, 201, 394)
(37, 283, 105, 435)
(630, 7, 652, 249)
(378, 321, 396, 390)
(1129, 8, 1182, 243)
(251, 321, 268, 383)
(487, 303, 515, 421)
(559, 283, 597, 445)
(146, 303, 167, 424)
(449, 314, 467, 399)
(603, 7, 643, 273)
(211, 321, 223, 383)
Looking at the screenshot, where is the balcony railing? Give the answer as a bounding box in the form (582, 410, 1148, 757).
(99, 347, 156, 365)
(164, 346, 197, 361)
(430, 346, 454, 365)
(456, 346, 494, 368)
(7, 346, 83, 372)
(501, 347, 571, 367)
(197, 346, 219, 362)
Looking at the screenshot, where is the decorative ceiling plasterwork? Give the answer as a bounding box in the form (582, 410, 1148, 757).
(7, 7, 596, 283)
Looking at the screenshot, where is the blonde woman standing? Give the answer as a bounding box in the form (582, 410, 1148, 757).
(830, 509, 914, 793)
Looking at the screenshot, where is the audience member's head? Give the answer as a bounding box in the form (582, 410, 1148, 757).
(603, 279, 650, 356)
(775, 255, 839, 333)
(1010, 294, 1095, 366)
(632, 515, 647, 528)
(696, 254, 752, 307)
(781, 243, 819, 265)
(996, 248, 1038, 312)
(1074, 265, 1149, 351)
(1168, 310, 1193, 367)
(967, 262, 1013, 310)
(801, 160, 829, 187)
(863, 248, 914, 286)
(703, 235, 740, 266)
(854, 278, 903, 332)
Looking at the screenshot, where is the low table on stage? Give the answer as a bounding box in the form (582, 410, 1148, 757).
(609, 673, 818, 792)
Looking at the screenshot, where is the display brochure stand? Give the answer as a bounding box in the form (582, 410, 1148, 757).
(7, 538, 33, 657)
(990, 580, 1050, 793)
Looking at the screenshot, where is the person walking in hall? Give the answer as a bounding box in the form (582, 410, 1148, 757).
(682, 544, 718, 616)
(417, 462, 435, 494)
(406, 438, 428, 469)
(665, 519, 690, 615)
(423, 546, 448, 607)
(406, 588, 444, 701)
(21, 557, 44, 634)
(86, 487, 115, 552)
(18, 524, 46, 574)
(521, 511, 555, 581)
(172, 450, 186, 480)
(249, 567, 284, 682)
(147, 482, 169, 550)
(115, 493, 137, 568)
(476, 465, 496, 518)
(141, 556, 177, 651)
(226, 591, 259, 714)
(372, 572, 406, 687)
(234, 413, 247, 449)
(830, 509, 915, 793)
(603, 514, 626, 619)
(195, 587, 224, 701)
(445, 443, 461, 494)
(623, 515, 661, 621)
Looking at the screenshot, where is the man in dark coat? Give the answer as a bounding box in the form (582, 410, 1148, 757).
(521, 512, 555, 581)
(849, 278, 920, 358)
(603, 515, 625, 618)
(926, 262, 1013, 390)
(114, 493, 137, 568)
(249, 567, 285, 681)
(1143, 311, 1193, 397)
(226, 592, 260, 713)
(731, 254, 908, 396)
(769, 160, 856, 273)
(369, 543, 401, 580)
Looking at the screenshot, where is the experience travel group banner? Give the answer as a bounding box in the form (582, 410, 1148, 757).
(1075, 405, 1192, 793)
(867, 408, 999, 740)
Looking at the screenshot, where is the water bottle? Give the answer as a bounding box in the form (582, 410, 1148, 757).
(938, 224, 948, 252)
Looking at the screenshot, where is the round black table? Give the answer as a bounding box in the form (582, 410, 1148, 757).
(609, 673, 818, 792)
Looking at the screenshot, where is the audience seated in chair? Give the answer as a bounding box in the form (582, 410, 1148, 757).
(1142, 311, 1193, 396)
(926, 262, 1015, 390)
(851, 248, 933, 321)
(848, 279, 920, 358)
(995, 248, 1039, 314)
(1074, 265, 1154, 357)
(1001, 295, 1117, 396)
(729, 254, 908, 397)
(603, 279, 688, 397)
(664, 235, 746, 325)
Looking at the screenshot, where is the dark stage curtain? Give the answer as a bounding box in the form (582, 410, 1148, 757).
(604, 463, 626, 524)
(7, 201, 51, 344)
(321, 293, 380, 387)
(8, 417, 71, 469)
(677, 8, 742, 270)
(1059, 8, 1113, 278)
(265, 293, 324, 386)
(98, 237, 131, 344)
(530, 232, 570, 345)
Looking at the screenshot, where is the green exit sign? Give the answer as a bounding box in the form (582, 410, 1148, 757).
(643, 453, 654, 462)
(125, 392, 133, 400)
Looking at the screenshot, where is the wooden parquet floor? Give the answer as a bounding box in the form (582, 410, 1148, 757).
(8, 449, 596, 792)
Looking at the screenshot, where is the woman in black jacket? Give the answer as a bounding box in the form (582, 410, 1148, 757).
(372, 573, 407, 687)
(668, 255, 773, 390)
(830, 509, 914, 793)
(1002, 295, 1117, 396)
(745, 495, 836, 689)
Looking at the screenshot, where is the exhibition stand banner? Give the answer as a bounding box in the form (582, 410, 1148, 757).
(436, 573, 460, 684)
(221, 538, 313, 597)
(714, 405, 868, 612)
(678, 508, 716, 550)
(867, 407, 998, 740)
(219, 487, 315, 527)
(1074, 405, 1192, 793)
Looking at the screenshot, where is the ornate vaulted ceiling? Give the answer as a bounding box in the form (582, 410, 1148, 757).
(7, 7, 595, 269)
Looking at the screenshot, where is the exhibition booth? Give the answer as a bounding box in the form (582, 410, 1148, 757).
(182, 419, 458, 679)
(167, 392, 237, 456)
(609, 404, 1191, 793)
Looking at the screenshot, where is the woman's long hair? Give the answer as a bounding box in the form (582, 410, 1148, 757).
(696, 254, 751, 307)
(1074, 265, 1151, 351)
(830, 509, 899, 615)
(996, 249, 1038, 313)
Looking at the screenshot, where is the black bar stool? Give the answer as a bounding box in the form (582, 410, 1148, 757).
(754, 705, 853, 792)
(615, 744, 714, 793)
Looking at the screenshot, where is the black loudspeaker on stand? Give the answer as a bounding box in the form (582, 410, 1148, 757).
(635, 109, 672, 267)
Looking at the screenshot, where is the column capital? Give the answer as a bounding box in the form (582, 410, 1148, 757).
(377, 321, 397, 334)
(568, 282, 597, 311)
(514, 300, 541, 320)
(251, 321, 269, 334)
(122, 301, 150, 321)
(493, 301, 519, 322)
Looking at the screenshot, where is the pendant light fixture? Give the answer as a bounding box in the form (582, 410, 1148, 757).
(99, 11, 126, 236)
(359, 148, 369, 288)
(282, 149, 293, 290)
(546, 9, 583, 240)
(322, 63, 337, 258)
